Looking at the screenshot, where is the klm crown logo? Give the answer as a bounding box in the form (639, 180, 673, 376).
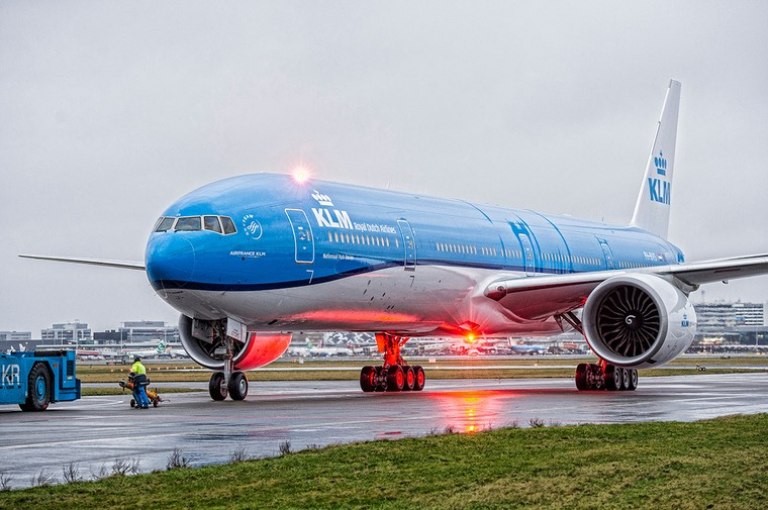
(654, 151, 667, 176)
(311, 190, 334, 207)
(648, 150, 671, 205)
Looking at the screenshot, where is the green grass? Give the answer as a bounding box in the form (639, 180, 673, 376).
(2, 414, 766, 509)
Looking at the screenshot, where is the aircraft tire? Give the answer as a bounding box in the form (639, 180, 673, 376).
(402, 366, 415, 391)
(575, 363, 589, 391)
(604, 365, 621, 391)
(386, 365, 404, 392)
(228, 371, 248, 401)
(620, 367, 630, 391)
(412, 366, 426, 391)
(627, 369, 639, 391)
(209, 372, 228, 401)
(373, 367, 386, 392)
(19, 363, 51, 412)
(360, 366, 376, 392)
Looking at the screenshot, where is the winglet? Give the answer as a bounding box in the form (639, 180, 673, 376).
(630, 79, 681, 239)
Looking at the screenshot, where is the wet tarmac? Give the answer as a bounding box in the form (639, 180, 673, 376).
(1, 373, 767, 488)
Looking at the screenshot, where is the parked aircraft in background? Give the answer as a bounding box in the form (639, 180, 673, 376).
(124, 340, 186, 360)
(22, 80, 768, 400)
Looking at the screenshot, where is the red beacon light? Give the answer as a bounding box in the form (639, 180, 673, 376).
(292, 165, 311, 184)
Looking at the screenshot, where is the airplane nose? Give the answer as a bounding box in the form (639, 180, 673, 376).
(145, 234, 196, 290)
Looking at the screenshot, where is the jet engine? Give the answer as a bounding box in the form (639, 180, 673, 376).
(178, 315, 292, 370)
(582, 274, 696, 368)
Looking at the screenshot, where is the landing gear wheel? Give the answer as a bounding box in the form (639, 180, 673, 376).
(604, 365, 622, 391)
(373, 367, 386, 392)
(412, 365, 426, 391)
(575, 363, 589, 391)
(627, 369, 639, 391)
(209, 372, 228, 401)
(620, 367, 630, 391)
(360, 366, 377, 392)
(402, 366, 415, 391)
(19, 363, 51, 412)
(228, 371, 248, 401)
(386, 365, 405, 392)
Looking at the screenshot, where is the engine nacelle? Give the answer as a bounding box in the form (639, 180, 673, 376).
(178, 315, 292, 371)
(582, 274, 696, 368)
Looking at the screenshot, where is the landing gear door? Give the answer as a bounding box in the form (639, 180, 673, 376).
(285, 209, 315, 264)
(397, 219, 416, 271)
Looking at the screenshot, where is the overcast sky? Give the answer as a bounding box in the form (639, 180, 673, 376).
(2, 1, 767, 335)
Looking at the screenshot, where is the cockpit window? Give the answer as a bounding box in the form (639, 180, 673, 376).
(220, 216, 237, 234)
(203, 216, 222, 233)
(175, 216, 202, 231)
(154, 217, 176, 232)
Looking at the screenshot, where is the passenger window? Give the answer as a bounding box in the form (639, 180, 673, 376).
(204, 216, 222, 233)
(175, 216, 202, 231)
(155, 217, 176, 232)
(220, 216, 237, 234)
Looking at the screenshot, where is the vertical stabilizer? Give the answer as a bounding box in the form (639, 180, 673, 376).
(630, 79, 681, 239)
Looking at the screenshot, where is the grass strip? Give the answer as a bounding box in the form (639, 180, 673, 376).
(3, 414, 766, 509)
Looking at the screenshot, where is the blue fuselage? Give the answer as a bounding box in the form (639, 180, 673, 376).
(143, 173, 688, 337)
(145, 173, 683, 295)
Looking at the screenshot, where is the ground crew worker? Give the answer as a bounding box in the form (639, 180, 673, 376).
(130, 356, 151, 409)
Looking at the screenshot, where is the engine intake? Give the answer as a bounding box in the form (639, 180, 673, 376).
(582, 274, 696, 368)
(178, 315, 292, 370)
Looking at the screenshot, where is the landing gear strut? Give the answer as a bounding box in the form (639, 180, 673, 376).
(360, 333, 425, 393)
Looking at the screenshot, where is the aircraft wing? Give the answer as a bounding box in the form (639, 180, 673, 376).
(18, 254, 145, 271)
(485, 253, 768, 318)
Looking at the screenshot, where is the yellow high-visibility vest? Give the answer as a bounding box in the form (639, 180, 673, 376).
(131, 361, 146, 376)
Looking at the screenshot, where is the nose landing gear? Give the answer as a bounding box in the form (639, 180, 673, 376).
(360, 333, 425, 393)
(208, 327, 249, 401)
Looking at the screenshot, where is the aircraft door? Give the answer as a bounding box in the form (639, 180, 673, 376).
(518, 233, 536, 276)
(285, 209, 315, 264)
(598, 239, 615, 270)
(397, 219, 416, 271)
(507, 215, 539, 276)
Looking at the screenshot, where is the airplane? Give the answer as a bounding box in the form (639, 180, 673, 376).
(286, 339, 355, 357)
(21, 80, 768, 400)
(508, 342, 548, 356)
(124, 340, 186, 360)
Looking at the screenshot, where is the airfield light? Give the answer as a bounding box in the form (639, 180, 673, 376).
(292, 165, 311, 184)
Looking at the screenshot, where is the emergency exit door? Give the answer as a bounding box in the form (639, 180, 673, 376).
(397, 219, 416, 271)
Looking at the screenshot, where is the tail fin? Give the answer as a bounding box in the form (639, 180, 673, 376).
(630, 79, 681, 239)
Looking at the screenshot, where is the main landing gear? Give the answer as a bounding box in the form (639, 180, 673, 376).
(575, 361, 638, 392)
(360, 333, 426, 393)
(556, 311, 639, 392)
